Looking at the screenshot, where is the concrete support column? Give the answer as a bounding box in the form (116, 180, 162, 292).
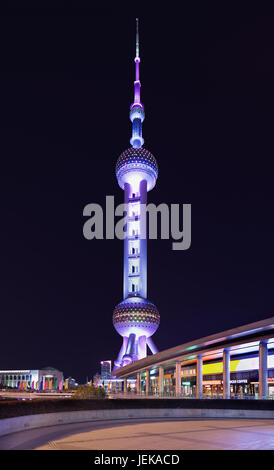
(223, 348, 230, 399)
(259, 340, 268, 398)
(175, 361, 181, 397)
(145, 370, 150, 396)
(136, 372, 140, 395)
(158, 366, 164, 396)
(123, 378, 127, 393)
(196, 355, 203, 399)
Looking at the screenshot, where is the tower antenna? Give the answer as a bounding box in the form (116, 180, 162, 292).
(136, 18, 139, 59)
(129, 18, 144, 147)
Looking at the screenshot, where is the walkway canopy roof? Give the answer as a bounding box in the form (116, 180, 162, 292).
(114, 316, 274, 378)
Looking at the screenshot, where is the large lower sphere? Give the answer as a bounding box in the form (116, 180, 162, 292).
(113, 296, 160, 338)
(116, 147, 158, 192)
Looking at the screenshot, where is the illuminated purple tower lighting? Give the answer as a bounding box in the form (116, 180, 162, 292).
(113, 19, 160, 370)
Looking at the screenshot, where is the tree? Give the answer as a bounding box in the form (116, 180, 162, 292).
(72, 385, 106, 399)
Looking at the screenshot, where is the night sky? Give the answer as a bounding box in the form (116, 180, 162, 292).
(1, 5, 274, 383)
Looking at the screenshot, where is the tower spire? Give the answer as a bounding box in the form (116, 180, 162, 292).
(130, 18, 145, 148)
(136, 17, 139, 59)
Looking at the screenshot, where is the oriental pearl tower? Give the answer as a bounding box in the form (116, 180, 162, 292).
(113, 19, 160, 370)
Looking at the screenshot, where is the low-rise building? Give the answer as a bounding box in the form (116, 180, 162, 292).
(0, 367, 63, 391)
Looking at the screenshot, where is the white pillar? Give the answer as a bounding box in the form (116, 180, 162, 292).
(136, 372, 140, 394)
(223, 348, 230, 399)
(158, 366, 164, 396)
(259, 340, 268, 398)
(146, 370, 150, 396)
(196, 355, 203, 399)
(175, 361, 181, 397)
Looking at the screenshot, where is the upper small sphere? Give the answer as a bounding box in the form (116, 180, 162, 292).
(116, 147, 158, 192)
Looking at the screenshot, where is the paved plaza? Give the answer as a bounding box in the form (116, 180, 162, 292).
(36, 419, 274, 450)
(1, 418, 274, 450)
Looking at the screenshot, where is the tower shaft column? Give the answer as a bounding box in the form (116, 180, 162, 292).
(139, 179, 147, 298)
(123, 183, 130, 299)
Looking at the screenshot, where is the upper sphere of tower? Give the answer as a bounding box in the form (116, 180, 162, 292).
(116, 147, 158, 192)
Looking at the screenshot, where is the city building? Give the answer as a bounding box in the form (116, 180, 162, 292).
(114, 316, 274, 399)
(113, 19, 160, 371)
(0, 367, 63, 391)
(65, 377, 79, 388)
(100, 361, 112, 380)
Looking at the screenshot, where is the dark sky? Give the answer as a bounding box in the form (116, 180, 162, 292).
(1, 4, 274, 383)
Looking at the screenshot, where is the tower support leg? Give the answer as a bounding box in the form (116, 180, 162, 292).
(113, 336, 128, 370)
(138, 335, 147, 359)
(146, 337, 158, 355)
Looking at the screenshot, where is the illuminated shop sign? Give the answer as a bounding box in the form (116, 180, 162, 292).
(203, 380, 221, 385)
(229, 379, 248, 384)
(203, 379, 248, 385)
(203, 355, 274, 375)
